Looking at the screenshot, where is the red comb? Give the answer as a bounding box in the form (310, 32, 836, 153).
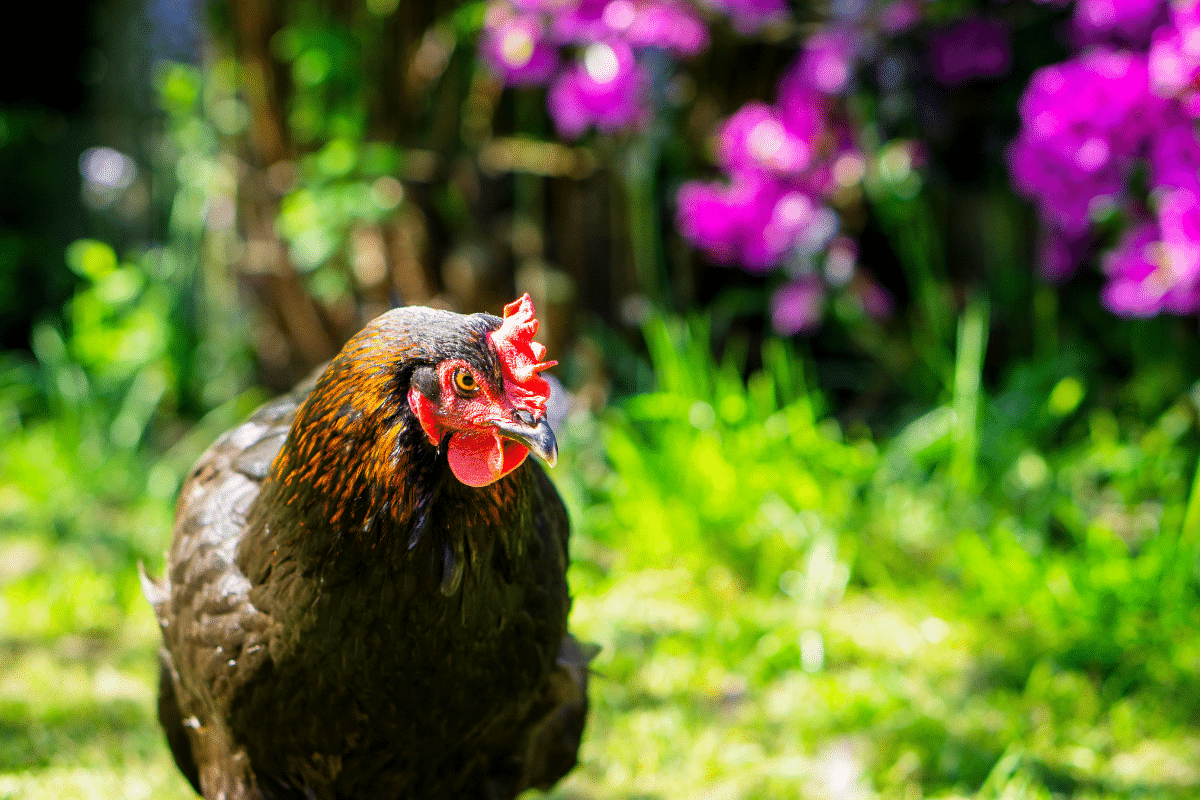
(490, 294, 557, 416)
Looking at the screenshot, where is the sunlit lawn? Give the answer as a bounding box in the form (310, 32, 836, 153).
(3, 527, 1200, 799)
(0, 619, 194, 800)
(3, 544, 1199, 800)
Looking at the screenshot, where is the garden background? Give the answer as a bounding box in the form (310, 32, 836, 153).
(4, 0, 1200, 797)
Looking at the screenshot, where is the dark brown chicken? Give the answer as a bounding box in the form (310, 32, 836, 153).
(142, 296, 588, 800)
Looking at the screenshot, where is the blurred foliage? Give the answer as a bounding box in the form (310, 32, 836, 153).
(549, 320, 1200, 799)
(0, 108, 88, 352)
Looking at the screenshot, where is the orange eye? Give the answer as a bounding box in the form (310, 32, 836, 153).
(453, 369, 478, 395)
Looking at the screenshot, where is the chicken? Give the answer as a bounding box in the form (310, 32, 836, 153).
(141, 295, 589, 800)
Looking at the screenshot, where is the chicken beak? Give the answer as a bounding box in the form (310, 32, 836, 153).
(492, 416, 558, 468)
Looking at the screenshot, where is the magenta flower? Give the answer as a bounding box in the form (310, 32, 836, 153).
(1072, 0, 1169, 48)
(793, 28, 858, 96)
(676, 180, 746, 265)
(510, 0, 574, 10)
(771, 277, 826, 336)
(929, 18, 1012, 86)
(1149, 1, 1200, 115)
(675, 176, 787, 269)
(777, 27, 864, 101)
(480, 6, 560, 86)
(1042, 50, 1164, 158)
(703, 0, 789, 34)
(621, 0, 709, 56)
(1158, 187, 1200, 302)
(1100, 218, 1200, 317)
(1008, 131, 1124, 235)
(675, 35, 887, 336)
(547, 39, 648, 138)
(676, 175, 822, 269)
(880, 0, 923, 35)
(1009, 1, 1200, 323)
(1101, 220, 1172, 316)
(755, 189, 822, 266)
(1009, 49, 1165, 234)
(551, 0, 708, 56)
(1149, 112, 1200, 193)
(550, 0, 619, 41)
(1100, 191, 1200, 317)
(717, 102, 818, 177)
(805, 123, 865, 196)
(479, 0, 718, 140)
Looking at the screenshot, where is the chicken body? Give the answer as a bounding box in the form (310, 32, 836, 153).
(143, 304, 587, 800)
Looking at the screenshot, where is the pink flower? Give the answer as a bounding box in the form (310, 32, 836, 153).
(673, 31, 886, 334)
(717, 102, 817, 177)
(1101, 194, 1200, 317)
(755, 188, 821, 266)
(552, 0, 708, 56)
(478, 0, 713, 138)
(1158, 187, 1200, 304)
(676, 174, 822, 269)
(547, 39, 648, 138)
(623, 0, 709, 56)
(1008, 129, 1125, 234)
(778, 28, 858, 99)
(1008, 49, 1167, 234)
(480, 6, 560, 86)
(771, 277, 826, 335)
(704, 0, 789, 34)
(1072, 0, 1168, 48)
(1149, 111, 1200, 193)
(1101, 220, 1171, 316)
(1149, 1, 1200, 114)
(880, 0, 923, 35)
(675, 180, 747, 265)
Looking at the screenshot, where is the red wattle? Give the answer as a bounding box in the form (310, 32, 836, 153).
(447, 430, 530, 487)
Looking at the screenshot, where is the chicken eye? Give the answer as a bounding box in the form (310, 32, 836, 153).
(453, 369, 479, 395)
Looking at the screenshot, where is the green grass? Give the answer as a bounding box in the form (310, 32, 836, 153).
(3, 314, 1200, 799)
(0, 625, 195, 800)
(0, 408, 197, 799)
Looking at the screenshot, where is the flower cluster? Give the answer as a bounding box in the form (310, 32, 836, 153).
(1009, 51, 1162, 236)
(1070, 0, 1170, 47)
(1031, 0, 1170, 47)
(1150, 0, 1200, 114)
(480, 0, 784, 139)
(703, 0, 788, 34)
(675, 33, 890, 335)
(1010, 0, 1200, 318)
